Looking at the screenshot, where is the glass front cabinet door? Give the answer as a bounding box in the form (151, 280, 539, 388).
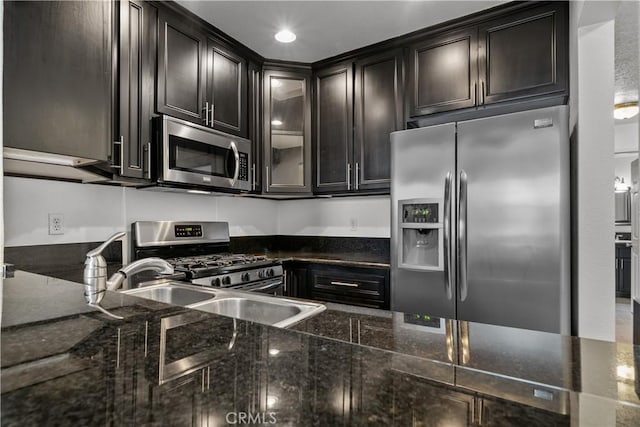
(263, 68, 312, 194)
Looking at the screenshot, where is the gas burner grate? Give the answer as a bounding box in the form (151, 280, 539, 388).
(167, 253, 270, 272)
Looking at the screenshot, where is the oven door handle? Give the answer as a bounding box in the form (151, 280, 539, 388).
(247, 281, 282, 292)
(229, 141, 240, 186)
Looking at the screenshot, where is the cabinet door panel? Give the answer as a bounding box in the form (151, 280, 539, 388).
(119, 0, 156, 179)
(263, 69, 312, 194)
(314, 63, 353, 193)
(208, 42, 247, 137)
(157, 9, 206, 123)
(478, 3, 568, 104)
(408, 27, 477, 116)
(4, 1, 112, 161)
(354, 50, 403, 192)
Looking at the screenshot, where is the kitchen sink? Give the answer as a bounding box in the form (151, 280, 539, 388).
(122, 282, 325, 328)
(124, 285, 214, 306)
(189, 293, 325, 328)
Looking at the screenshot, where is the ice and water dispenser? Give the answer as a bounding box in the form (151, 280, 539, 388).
(398, 198, 444, 271)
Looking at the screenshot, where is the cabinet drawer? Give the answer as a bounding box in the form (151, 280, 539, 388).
(309, 266, 389, 308)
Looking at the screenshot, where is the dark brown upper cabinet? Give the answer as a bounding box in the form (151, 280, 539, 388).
(156, 8, 207, 124)
(478, 2, 568, 105)
(314, 50, 403, 195)
(353, 49, 403, 192)
(205, 39, 248, 137)
(408, 28, 478, 117)
(263, 67, 312, 195)
(314, 62, 353, 193)
(117, 0, 157, 180)
(408, 2, 567, 119)
(4, 1, 113, 161)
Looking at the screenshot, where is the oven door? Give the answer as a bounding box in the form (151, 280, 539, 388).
(235, 279, 284, 296)
(158, 115, 251, 191)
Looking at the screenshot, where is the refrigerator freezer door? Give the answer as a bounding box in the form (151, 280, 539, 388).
(391, 123, 456, 318)
(456, 105, 570, 334)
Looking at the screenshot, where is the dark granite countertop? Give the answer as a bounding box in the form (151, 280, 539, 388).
(270, 251, 390, 268)
(2, 271, 640, 426)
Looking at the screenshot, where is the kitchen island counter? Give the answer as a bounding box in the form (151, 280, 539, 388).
(2, 271, 639, 425)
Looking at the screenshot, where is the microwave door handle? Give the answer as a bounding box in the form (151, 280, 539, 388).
(229, 141, 240, 186)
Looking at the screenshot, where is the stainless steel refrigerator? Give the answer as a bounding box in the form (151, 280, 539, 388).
(390, 105, 571, 334)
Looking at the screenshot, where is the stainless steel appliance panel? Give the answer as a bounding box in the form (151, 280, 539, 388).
(159, 115, 251, 191)
(134, 221, 230, 247)
(456, 106, 570, 334)
(391, 123, 456, 318)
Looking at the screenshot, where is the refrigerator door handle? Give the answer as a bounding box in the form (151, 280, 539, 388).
(444, 171, 453, 300)
(458, 170, 468, 301)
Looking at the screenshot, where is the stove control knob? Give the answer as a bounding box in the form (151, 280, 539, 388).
(223, 276, 232, 285)
(241, 272, 250, 282)
(267, 268, 275, 277)
(212, 278, 221, 287)
(258, 270, 265, 278)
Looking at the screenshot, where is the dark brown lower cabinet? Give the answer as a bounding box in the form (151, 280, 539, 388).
(616, 245, 631, 298)
(150, 369, 207, 425)
(479, 397, 570, 426)
(394, 373, 477, 426)
(284, 262, 310, 299)
(284, 262, 390, 309)
(309, 264, 390, 309)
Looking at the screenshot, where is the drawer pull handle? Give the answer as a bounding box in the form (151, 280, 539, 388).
(330, 281, 359, 288)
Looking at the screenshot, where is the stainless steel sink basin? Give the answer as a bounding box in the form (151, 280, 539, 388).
(122, 283, 325, 328)
(189, 292, 325, 328)
(123, 284, 215, 305)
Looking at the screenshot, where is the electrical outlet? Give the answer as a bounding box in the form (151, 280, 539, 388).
(48, 213, 64, 235)
(350, 218, 358, 231)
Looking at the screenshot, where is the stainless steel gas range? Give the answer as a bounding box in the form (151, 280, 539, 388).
(132, 221, 283, 295)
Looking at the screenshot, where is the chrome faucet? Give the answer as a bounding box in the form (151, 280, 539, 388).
(84, 232, 174, 317)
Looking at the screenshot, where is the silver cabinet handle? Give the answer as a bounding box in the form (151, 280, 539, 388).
(210, 104, 215, 126)
(347, 163, 351, 190)
(203, 101, 209, 126)
(229, 141, 239, 186)
(145, 142, 151, 179)
(113, 136, 124, 173)
(473, 82, 477, 105)
(330, 281, 359, 288)
(266, 165, 270, 192)
(251, 163, 256, 191)
(443, 171, 453, 300)
(355, 162, 360, 190)
(458, 170, 468, 301)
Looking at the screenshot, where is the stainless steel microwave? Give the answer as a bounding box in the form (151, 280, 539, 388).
(155, 115, 251, 192)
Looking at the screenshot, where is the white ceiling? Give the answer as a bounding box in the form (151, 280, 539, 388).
(176, 1, 508, 63)
(615, 0, 639, 108)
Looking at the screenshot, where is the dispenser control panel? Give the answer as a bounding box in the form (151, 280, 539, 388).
(403, 203, 439, 224)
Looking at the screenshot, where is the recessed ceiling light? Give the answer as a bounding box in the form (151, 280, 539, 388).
(271, 120, 283, 126)
(271, 79, 282, 88)
(614, 102, 639, 120)
(275, 29, 296, 43)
